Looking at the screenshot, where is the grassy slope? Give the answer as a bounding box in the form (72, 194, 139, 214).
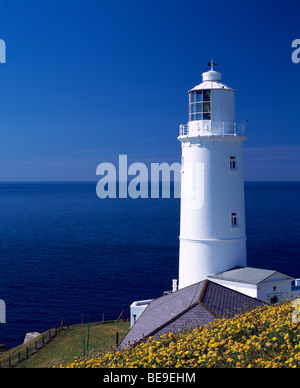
(0, 321, 130, 368)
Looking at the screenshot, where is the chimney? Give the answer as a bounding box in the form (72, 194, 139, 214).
(172, 279, 178, 293)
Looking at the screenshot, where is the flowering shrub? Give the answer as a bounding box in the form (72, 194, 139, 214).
(60, 300, 300, 368)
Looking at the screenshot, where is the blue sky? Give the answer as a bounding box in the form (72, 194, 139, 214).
(0, 0, 299, 181)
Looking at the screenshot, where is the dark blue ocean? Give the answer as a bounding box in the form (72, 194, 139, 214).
(0, 182, 300, 348)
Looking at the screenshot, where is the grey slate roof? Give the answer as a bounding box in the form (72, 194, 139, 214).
(120, 280, 265, 349)
(208, 266, 293, 285)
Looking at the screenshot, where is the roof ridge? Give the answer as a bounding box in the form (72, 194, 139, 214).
(197, 280, 219, 318)
(197, 279, 208, 303)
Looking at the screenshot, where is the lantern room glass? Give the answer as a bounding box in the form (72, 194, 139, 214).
(189, 90, 211, 121)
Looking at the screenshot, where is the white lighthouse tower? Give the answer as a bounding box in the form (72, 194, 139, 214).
(178, 62, 247, 289)
(127, 63, 298, 332)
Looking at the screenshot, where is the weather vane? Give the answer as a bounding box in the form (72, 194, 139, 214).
(207, 59, 216, 71)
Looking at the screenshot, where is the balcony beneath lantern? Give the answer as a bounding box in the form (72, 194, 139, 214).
(178, 121, 246, 139)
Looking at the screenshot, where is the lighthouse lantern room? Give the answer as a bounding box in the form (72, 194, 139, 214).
(178, 62, 247, 289)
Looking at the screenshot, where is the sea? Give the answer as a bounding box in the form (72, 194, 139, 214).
(0, 181, 300, 349)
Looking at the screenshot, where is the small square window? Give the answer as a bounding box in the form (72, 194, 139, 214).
(230, 156, 237, 170)
(231, 212, 238, 227)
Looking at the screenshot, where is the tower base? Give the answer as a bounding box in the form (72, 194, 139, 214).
(178, 237, 247, 289)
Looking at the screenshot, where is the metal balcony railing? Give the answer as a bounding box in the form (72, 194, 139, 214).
(179, 121, 246, 138)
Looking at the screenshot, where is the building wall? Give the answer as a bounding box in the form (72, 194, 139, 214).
(209, 278, 295, 303)
(130, 299, 152, 327)
(208, 279, 258, 299)
(257, 280, 294, 303)
(179, 137, 247, 288)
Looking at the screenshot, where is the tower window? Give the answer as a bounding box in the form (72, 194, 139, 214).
(189, 90, 211, 121)
(231, 212, 238, 227)
(230, 156, 237, 170)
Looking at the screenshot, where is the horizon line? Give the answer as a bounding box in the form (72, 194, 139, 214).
(0, 180, 299, 183)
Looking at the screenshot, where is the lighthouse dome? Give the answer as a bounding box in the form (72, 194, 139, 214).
(189, 70, 235, 92)
(202, 70, 222, 81)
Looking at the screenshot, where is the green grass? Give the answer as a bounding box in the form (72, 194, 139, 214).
(0, 321, 130, 368)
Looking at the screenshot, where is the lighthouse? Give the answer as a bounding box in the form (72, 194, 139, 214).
(126, 63, 298, 338)
(178, 62, 247, 289)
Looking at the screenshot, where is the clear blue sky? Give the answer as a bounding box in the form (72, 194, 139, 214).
(0, 0, 299, 181)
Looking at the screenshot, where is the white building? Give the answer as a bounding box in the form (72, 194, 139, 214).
(178, 63, 247, 289)
(208, 266, 298, 304)
(130, 299, 153, 327)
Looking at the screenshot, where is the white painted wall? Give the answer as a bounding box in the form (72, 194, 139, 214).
(209, 277, 295, 303)
(130, 299, 152, 327)
(178, 136, 247, 289)
(257, 280, 294, 303)
(208, 278, 258, 298)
